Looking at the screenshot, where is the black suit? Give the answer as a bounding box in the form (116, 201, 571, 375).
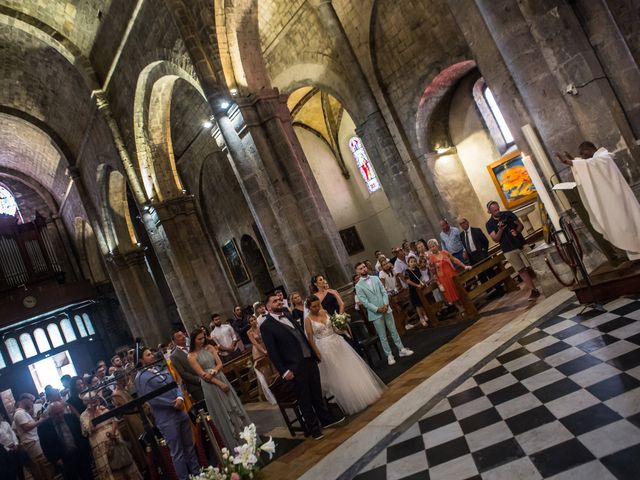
(37, 414, 93, 480)
(260, 312, 332, 435)
(171, 347, 205, 402)
(459, 227, 490, 265)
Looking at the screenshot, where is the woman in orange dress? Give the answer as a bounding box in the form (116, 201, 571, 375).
(427, 238, 472, 313)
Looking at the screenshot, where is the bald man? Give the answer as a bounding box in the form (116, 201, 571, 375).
(37, 401, 93, 479)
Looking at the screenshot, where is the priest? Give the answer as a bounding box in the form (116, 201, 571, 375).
(556, 142, 640, 260)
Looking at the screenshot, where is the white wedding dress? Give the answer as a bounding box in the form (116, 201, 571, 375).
(310, 315, 386, 415)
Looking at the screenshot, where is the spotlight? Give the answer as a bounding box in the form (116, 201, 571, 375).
(220, 100, 230, 110)
(230, 88, 238, 96)
(203, 120, 213, 128)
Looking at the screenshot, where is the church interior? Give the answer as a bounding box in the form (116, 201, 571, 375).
(0, 1, 639, 479)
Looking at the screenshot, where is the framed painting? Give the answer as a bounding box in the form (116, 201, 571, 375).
(487, 150, 537, 209)
(339, 226, 365, 256)
(221, 239, 250, 286)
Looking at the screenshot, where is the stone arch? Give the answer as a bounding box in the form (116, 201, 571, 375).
(240, 234, 274, 296)
(73, 218, 108, 284)
(0, 166, 57, 214)
(133, 61, 205, 202)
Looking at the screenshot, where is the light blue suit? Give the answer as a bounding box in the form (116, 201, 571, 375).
(355, 275, 405, 357)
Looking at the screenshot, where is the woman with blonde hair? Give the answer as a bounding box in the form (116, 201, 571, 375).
(427, 238, 471, 314)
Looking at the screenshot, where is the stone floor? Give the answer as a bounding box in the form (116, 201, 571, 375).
(261, 287, 569, 479)
(353, 296, 640, 480)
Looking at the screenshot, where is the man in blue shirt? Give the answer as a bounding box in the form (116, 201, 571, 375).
(439, 219, 465, 264)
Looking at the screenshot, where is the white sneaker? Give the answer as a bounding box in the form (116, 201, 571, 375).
(399, 348, 414, 357)
(405, 323, 415, 330)
(387, 355, 396, 365)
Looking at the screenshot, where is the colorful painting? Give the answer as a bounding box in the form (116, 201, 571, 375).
(487, 151, 537, 208)
(221, 239, 250, 287)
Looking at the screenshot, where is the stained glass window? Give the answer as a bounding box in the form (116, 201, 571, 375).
(60, 318, 77, 342)
(47, 323, 64, 347)
(348, 137, 381, 193)
(483, 87, 514, 145)
(82, 313, 96, 335)
(19, 333, 37, 358)
(5, 338, 22, 363)
(74, 315, 88, 337)
(0, 185, 20, 218)
(33, 328, 51, 353)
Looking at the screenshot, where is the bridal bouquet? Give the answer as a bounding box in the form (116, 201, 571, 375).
(190, 424, 276, 480)
(330, 312, 351, 331)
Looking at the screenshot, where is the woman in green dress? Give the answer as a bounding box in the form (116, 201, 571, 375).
(187, 328, 252, 450)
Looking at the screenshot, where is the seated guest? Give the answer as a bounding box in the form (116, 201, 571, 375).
(38, 402, 92, 480)
(210, 313, 245, 354)
(134, 349, 199, 480)
(170, 330, 205, 403)
(288, 293, 305, 327)
(229, 305, 250, 345)
(439, 219, 465, 264)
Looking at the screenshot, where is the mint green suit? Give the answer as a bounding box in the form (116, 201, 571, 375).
(355, 276, 405, 357)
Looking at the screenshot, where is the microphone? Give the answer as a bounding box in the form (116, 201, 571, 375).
(134, 337, 142, 366)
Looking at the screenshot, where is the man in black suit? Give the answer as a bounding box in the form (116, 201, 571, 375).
(37, 402, 93, 480)
(458, 216, 503, 296)
(170, 330, 205, 403)
(260, 292, 343, 439)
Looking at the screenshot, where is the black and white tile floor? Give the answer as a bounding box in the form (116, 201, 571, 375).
(354, 296, 640, 480)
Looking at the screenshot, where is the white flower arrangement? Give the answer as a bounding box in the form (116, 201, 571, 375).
(329, 312, 351, 331)
(190, 424, 276, 480)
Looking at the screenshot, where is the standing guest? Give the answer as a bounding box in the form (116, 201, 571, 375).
(12, 394, 48, 480)
(253, 302, 268, 326)
(378, 259, 398, 294)
(170, 330, 205, 403)
(59, 375, 72, 401)
(38, 402, 93, 480)
(229, 305, 251, 346)
(288, 293, 305, 327)
(275, 289, 290, 311)
(392, 247, 409, 290)
(134, 349, 200, 480)
(108, 355, 124, 376)
(1, 410, 27, 480)
(439, 219, 465, 264)
(248, 315, 273, 376)
(416, 239, 430, 260)
(404, 256, 429, 327)
(111, 374, 146, 471)
(260, 292, 342, 439)
(80, 394, 141, 480)
(304, 295, 385, 415)
(210, 314, 245, 354)
(485, 201, 540, 300)
(427, 239, 472, 314)
(365, 260, 378, 277)
(373, 250, 385, 272)
(66, 377, 87, 416)
(187, 329, 252, 449)
(354, 262, 414, 365)
(458, 216, 503, 297)
(310, 274, 345, 316)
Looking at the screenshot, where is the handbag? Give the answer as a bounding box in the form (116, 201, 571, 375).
(107, 425, 133, 471)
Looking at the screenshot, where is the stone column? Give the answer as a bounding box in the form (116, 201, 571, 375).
(310, 0, 441, 240)
(237, 90, 352, 288)
(144, 194, 236, 331)
(106, 249, 172, 347)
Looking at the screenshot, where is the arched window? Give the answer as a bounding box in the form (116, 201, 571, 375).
(33, 328, 51, 353)
(82, 313, 96, 335)
(19, 333, 37, 358)
(60, 318, 77, 342)
(0, 185, 22, 220)
(483, 86, 514, 145)
(348, 137, 381, 193)
(5, 338, 22, 363)
(47, 323, 64, 347)
(74, 315, 88, 337)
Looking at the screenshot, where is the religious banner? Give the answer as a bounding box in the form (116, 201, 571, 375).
(487, 150, 537, 208)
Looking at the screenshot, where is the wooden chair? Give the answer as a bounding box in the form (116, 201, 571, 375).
(269, 376, 308, 436)
(350, 318, 383, 368)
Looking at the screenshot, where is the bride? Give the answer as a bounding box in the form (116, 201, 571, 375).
(304, 294, 385, 415)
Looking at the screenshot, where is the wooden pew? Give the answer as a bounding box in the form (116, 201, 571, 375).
(221, 350, 260, 403)
(416, 283, 444, 325)
(388, 289, 419, 335)
(453, 253, 517, 319)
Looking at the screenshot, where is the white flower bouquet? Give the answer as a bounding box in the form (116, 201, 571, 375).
(190, 424, 276, 480)
(329, 312, 351, 332)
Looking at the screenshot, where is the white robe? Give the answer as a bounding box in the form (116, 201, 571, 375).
(571, 148, 640, 257)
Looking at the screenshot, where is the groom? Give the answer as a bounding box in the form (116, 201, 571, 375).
(354, 261, 414, 365)
(260, 292, 343, 439)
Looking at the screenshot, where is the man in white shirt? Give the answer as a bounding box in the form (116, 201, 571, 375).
(379, 259, 398, 293)
(13, 394, 50, 479)
(210, 313, 245, 354)
(392, 247, 409, 289)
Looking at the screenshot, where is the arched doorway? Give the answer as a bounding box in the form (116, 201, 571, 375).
(240, 235, 273, 296)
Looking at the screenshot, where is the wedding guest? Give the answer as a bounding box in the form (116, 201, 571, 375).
(111, 374, 146, 470)
(392, 247, 409, 289)
(416, 239, 430, 260)
(59, 376, 72, 401)
(108, 355, 124, 376)
(80, 393, 141, 480)
(66, 377, 86, 416)
(275, 289, 290, 311)
(458, 216, 504, 297)
(288, 293, 305, 327)
(170, 330, 205, 403)
(253, 302, 268, 326)
(229, 305, 250, 346)
(210, 313, 245, 355)
(365, 260, 378, 277)
(404, 256, 429, 327)
(248, 315, 274, 377)
(310, 274, 345, 316)
(12, 394, 49, 480)
(38, 402, 92, 480)
(1, 410, 27, 480)
(439, 219, 465, 264)
(373, 250, 385, 272)
(427, 238, 472, 314)
(188, 329, 252, 450)
(378, 259, 398, 294)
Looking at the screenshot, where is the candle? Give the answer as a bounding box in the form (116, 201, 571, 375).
(522, 154, 562, 231)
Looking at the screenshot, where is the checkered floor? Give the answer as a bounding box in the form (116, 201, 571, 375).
(354, 296, 640, 480)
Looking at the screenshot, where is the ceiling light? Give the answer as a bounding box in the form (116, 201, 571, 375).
(220, 101, 230, 110)
(203, 120, 213, 128)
